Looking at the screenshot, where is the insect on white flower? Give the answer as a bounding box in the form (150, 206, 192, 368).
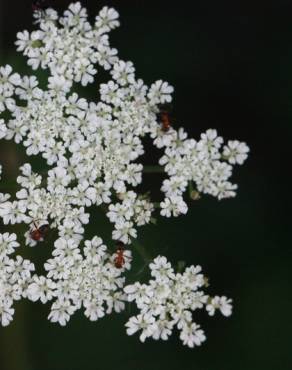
(0, 1, 248, 348)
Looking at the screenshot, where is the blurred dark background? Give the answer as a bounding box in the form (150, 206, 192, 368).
(0, 1, 291, 369)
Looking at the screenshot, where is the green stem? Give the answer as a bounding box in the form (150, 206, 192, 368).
(0, 179, 20, 191)
(188, 181, 194, 198)
(131, 238, 152, 263)
(143, 165, 164, 174)
(188, 181, 201, 200)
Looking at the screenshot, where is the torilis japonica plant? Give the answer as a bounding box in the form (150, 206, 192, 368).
(0, 2, 249, 347)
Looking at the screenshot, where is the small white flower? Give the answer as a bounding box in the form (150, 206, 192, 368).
(0, 200, 29, 224)
(95, 7, 120, 32)
(223, 140, 249, 165)
(160, 195, 188, 217)
(0, 65, 21, 89)
(125, 313, 157, 342)
(48, 74, 72, 93)
(112, 221, 137, 244)
(83, 300, 105, 321)
(48, 300, 76, 326)
(0, 303, 15, 327)
(149, 255, 175, 282)
(206, 296, 233, 317)
(152, 318, 174, 340)
(148, 80, 174, 105)
(27, 276, 56, 303)
(180, 323, 206, 348)
(111, 60, 135, 86)
(15, 75, 42, 100)
(0, 233, 19, 258)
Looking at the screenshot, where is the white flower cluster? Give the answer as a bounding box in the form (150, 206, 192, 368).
(107, 191, 154, 244)
(125, 256, 232, 348)
(0, 2, 247, 346)
(0, 233, 34, 326)
(159, 128, 249, 208)
(0, 233, 130, 326)
(0, 2, 249, 243)
(39, 236, 130, 325)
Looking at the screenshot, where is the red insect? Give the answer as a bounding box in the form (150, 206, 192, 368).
(32, 0, 49, 13)
(29, 221, 49, 242)
(157, 104, 172, 132)
(160, 111, 171, 132)
(114, 241, 131, 269)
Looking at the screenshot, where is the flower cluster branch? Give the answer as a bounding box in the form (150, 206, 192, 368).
(0, 2, 249, 347)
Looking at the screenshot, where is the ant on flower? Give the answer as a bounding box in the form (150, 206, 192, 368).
(157, 104, 173, 132)
(114, 241, 131, 269)
(32, 0, 49, 11)
(32, 0, 49, 16)
(29, 220, 49, 242)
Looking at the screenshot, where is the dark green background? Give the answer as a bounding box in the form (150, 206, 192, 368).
(0, 1, 291, 369)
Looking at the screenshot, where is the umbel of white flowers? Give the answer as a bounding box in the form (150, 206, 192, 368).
(0, 2, 248, 347)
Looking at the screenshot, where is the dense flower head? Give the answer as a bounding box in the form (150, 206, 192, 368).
(43, 235, 130, 325)
(0, 232, 34, 326)
(124, 256, 232, 347)
(0, 1, 248, 346)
